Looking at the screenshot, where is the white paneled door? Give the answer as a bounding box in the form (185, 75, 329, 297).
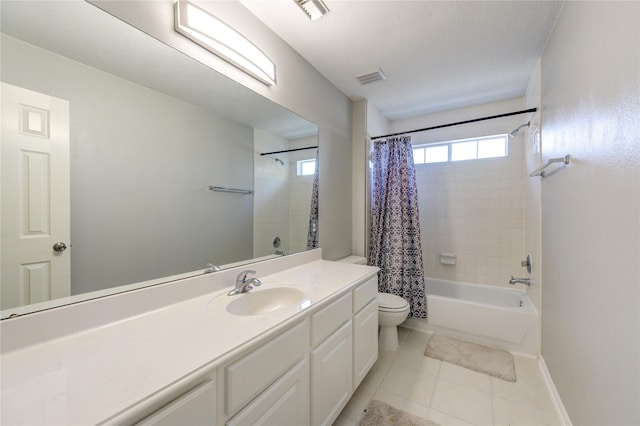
(1, 83, 71, 310)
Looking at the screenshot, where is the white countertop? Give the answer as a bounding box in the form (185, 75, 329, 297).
(0, 257, 377, 425)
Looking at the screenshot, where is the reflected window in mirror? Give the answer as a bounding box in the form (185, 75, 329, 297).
(297, 159, 317, 176)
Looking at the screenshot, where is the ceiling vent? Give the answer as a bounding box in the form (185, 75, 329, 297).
(354, 68, 387, 85)
(294, 0, 329, 21)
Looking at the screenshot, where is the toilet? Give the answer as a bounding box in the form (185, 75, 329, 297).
(337, 255, 410, 351)
(377, 292, 410, 351)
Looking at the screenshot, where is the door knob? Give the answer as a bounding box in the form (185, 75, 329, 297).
(52, 242, 68, 252)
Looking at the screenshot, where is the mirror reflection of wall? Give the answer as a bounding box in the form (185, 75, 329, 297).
(0, 1, 318, 315)
(1, 34, 254, 300)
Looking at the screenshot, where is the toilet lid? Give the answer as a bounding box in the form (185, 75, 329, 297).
(377, 292, 409, 311)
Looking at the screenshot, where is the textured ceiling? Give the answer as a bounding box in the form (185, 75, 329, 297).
(240, 0, 564, 120)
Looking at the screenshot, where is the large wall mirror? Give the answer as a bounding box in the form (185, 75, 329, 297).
(0, 1, 319, 318)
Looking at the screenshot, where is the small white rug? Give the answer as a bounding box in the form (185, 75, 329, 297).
(424, 334, 517, 382)
(359, 400, 440, 426)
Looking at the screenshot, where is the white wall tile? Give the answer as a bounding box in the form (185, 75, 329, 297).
(416, 145, 526, 286)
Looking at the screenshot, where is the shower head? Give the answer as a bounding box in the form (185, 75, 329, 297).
(264, 155, 285, 165)
(509, 121, 531, 137)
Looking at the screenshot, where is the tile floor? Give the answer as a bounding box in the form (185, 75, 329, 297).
(334, 327, 561, 426)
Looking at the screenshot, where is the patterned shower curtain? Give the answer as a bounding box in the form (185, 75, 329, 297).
(369, 136, 426, 318)
(306, 149, 319, 250)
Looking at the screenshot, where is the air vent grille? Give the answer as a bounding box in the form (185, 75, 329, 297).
(294, 0, 329, 21)
(354, 68, 387, 85)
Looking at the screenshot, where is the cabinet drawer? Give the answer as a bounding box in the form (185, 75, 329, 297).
(311, 292, 351, 347)
(352, 276, 377, 313)
(225, 319, 309, 415)
(136, 380, 216, 426)
(227, 358, 309, 426)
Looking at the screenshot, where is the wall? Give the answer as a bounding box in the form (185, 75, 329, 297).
(523, 58, 542, 337)
(351, 100, 368, 257)
(92, 1, 353, 261)
(390, 98, 529, 286)
(351, 100, 390, 258)
(367, 102, 391, 140)
(1, 35, 255, 295)
(540, 2, 640, 424)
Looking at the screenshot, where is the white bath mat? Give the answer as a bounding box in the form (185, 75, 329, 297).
(359, 400, 440, 426)
(424, 334, 516, 382)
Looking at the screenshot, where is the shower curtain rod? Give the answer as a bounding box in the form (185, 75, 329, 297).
(260, 145, 318, 156)
(371, 107, 537, 141)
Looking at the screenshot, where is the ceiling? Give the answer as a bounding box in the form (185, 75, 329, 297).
(240, 0, 564, 121)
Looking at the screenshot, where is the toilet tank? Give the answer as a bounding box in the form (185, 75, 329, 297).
(336, 255, 367, 265)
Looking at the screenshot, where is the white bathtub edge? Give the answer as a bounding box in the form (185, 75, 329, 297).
(539, 355, 573, 426)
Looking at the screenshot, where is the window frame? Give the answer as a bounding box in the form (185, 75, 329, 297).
(296, 158, 316, 176)
(412, 134, 508, 165)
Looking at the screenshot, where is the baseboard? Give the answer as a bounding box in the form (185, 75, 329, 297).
(538, 355, 572, 426)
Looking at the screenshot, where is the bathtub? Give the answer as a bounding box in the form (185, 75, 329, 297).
(404, 278, 539, 356)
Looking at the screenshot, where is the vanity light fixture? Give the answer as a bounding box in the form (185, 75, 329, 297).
(294, 0, 330, 21)
(174, 0, 276, 85)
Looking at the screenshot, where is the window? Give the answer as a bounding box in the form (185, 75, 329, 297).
(413, 134, 508, 165)
(451, 141, 477, 161)
(297, 159, 316, 176)
(477, 136, 507, 159)
(413, 144, 448, 164)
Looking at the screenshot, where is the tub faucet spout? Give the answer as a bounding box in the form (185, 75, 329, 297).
(509, 276, 531, 286)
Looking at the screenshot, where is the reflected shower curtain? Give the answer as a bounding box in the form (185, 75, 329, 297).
(306, 149, 319, 250)
(369, 136, 426, 318)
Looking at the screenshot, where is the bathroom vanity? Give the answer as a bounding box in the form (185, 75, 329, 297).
(0, 250, 379, 425)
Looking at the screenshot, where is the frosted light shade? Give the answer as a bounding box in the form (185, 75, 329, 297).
(175, 0, 276, 85)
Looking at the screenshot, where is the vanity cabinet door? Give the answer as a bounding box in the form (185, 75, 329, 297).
(353, 299, 378, 388)
(226, 358, 309, 426)
(224, 319, 308, 416)
(310, 320, 353, 426)
(135, 380, 216, 426)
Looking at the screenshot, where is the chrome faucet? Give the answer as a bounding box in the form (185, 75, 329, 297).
(204, 263, 221, 274)
(509, 276, 531, 286)
(228, 270, 262, 296)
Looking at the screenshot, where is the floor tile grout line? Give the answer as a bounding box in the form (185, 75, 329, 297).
(407, 328, 441, 421)
(489, 369, 496, 425)
(343, 328, 560, 426)
(342, 333, 400, 425)
(403, 329, 433, 420)
(378, 329, 433, 419)
(424, 360, 440, 420)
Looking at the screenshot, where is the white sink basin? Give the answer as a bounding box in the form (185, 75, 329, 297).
(226, 287, 308, 316)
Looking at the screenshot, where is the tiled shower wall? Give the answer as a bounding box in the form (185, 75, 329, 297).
(254, 131, 315, 258)
(254, 129, 291, 257)
(415, 135, 526, 287)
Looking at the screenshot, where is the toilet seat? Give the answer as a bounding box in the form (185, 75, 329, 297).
(377, 293, 409, 312)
